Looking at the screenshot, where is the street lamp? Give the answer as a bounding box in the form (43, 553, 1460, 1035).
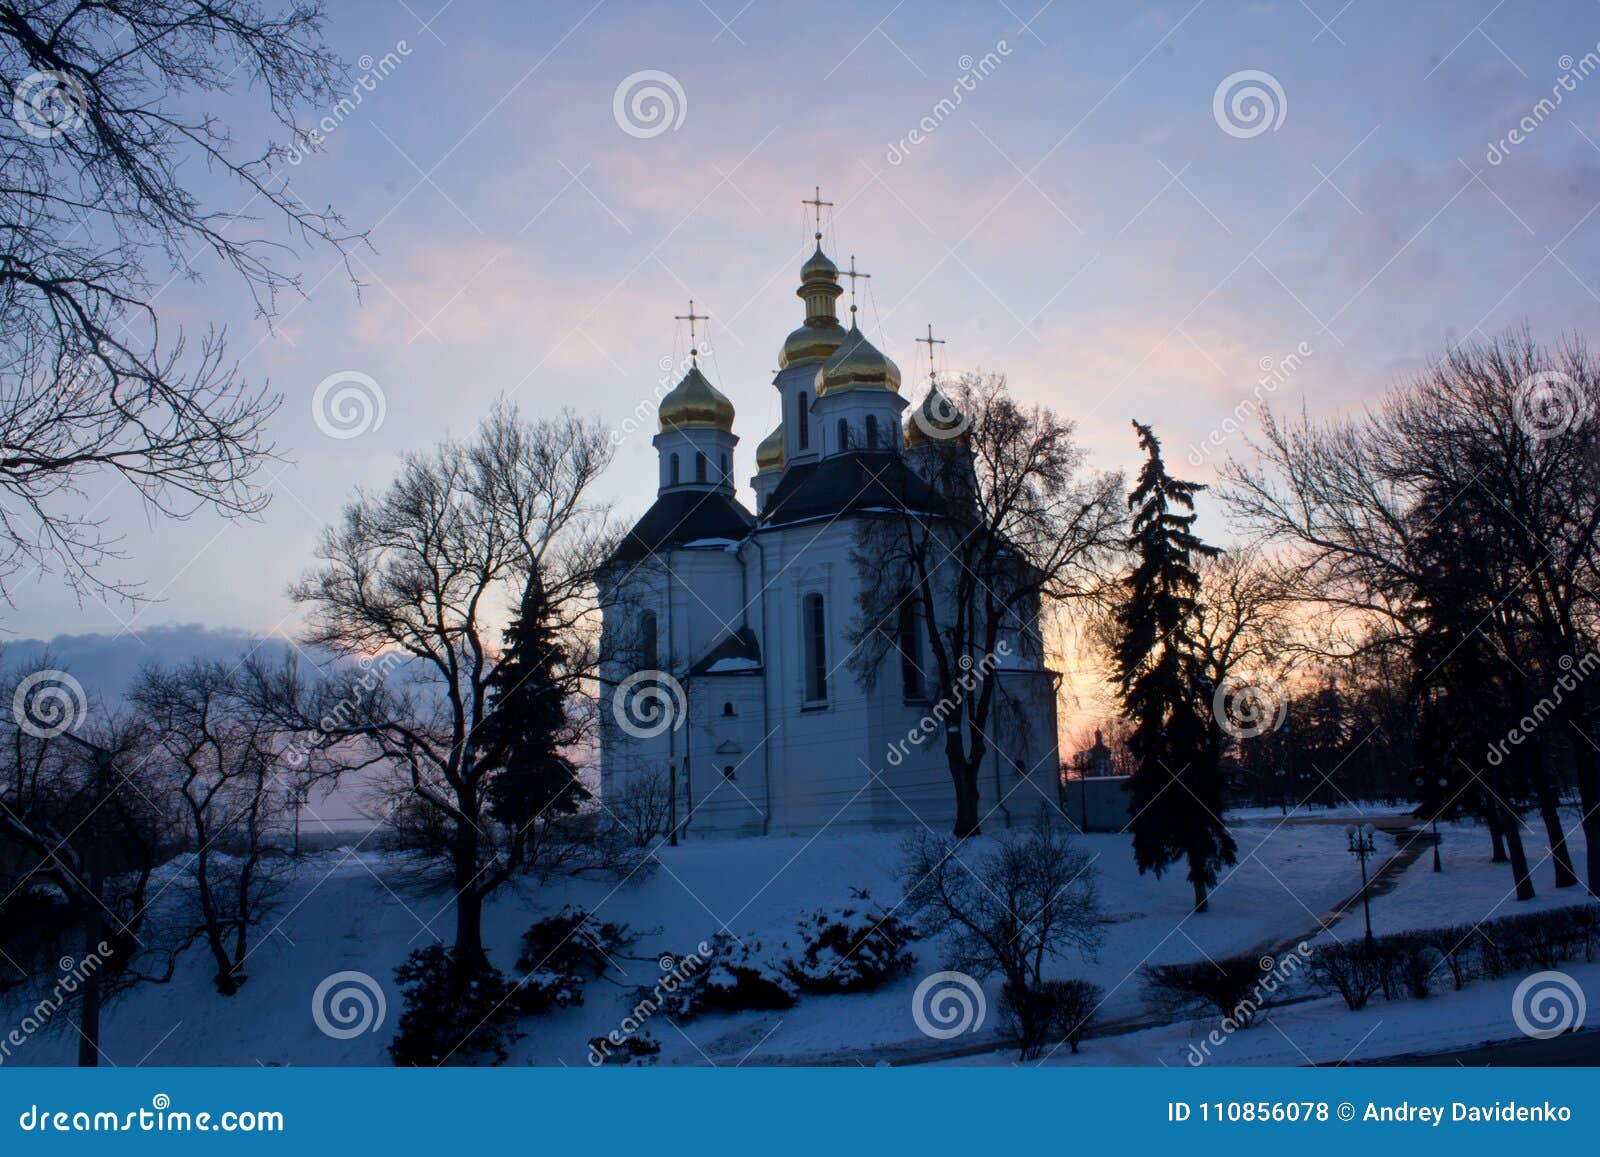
(1430, 778, 1447, 873)
(1346, 822, 1378, 945)
(1413, 772, 1446, 873)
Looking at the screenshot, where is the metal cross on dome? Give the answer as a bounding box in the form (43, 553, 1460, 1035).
(916, 322, 946, 382)
(842, 255, 871, 317)
(674, 299, 708, 362)
(801, 185, 833, 239)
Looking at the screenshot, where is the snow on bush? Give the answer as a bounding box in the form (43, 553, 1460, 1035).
(587, 1030, 660, 1065)
(782, 890, 917, 994)
(389, 946, 525, 1066)
(513, 904, 639, 1014)
(644, 933, 795, 1021)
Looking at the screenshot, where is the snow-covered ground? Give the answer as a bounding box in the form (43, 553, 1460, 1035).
(962, 808, 1597, 1067)
(1, 808, 1590, 1067)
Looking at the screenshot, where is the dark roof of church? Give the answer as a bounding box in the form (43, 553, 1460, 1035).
(607, 488, 754, 567)
(689, 626, 763, 676)
(758, 450, 943, 529)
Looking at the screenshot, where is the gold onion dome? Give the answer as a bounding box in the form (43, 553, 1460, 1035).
(905, 382, 963, 447)
(780, 318, 849, 368)
(815, 322, 901, 397)
(658, 363, 735, 432)
(800, 243, 838, 282)
(755, 423, 785, 472)
(781, 242, 848, 368)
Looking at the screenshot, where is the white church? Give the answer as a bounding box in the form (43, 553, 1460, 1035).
(597, 220, 1062, 837)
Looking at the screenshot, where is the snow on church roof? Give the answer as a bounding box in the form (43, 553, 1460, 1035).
(689, 626, 762, 676)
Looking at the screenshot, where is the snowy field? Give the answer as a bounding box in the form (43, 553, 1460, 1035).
(1, 808, 1590, 1067)
(988, 809, 1596, 1067)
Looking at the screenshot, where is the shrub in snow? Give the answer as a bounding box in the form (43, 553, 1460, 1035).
(588, 1031, 660, 1066)
(1141, 953, 1271, 1028)
(1001, 978, 1101, 1060)
(515, 969, 586, 1015)
(1304, 906, 1600, 1014)
(389, 946, 524, 1066)
(644, 933, 795, 1021)
(1434, 925, 1477, 991)
(782, 891, 917, 994)
(1309, 942, 1385, 1011)
(512, 905, 637, 1013)
(1369, 933, 1439, 1001)
(900, 820, 1102, 999)
(1494, 906, 1599, 971)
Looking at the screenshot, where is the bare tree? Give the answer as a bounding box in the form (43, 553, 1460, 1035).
(290, 404, 615, 970)
(851, 374, 1123, 836)
(0, 668, 185, 1064)
(129, 657, 300, 995)
(901, 818, 1103, 1056)
(1192, 546, 1296, 693)
(1224, 328, 1600, 896)
(0, 0, 363, 599)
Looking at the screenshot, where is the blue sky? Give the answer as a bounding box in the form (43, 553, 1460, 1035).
(12, 0, 1600, 673)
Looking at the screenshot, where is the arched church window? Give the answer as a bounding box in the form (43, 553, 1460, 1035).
(837, 419, 849, 450)
(722, 765, 736, 780)
(797, 392, 809, 449)
(866, 414, 879, 448)
(670, 454, 680, 486)
(722, 701, 735, 716)
(640, 612, 658, 667)
(898, 603, 924, 700)
(803, 592, 828, 703)
(696, 453, 707, 483)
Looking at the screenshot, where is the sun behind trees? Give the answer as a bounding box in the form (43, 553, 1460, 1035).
(1224, 326, 1600, 901)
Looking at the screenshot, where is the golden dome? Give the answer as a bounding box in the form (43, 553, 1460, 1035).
(800, 243, 838, 283)
(658, 364, 735, 432)
(814, 323, 901, 397)
(755, 423, 784, 472)
(779, 319, 849, 368)
(904, 382, 964, 447)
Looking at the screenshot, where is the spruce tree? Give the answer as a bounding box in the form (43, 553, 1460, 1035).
(1113, 422, 1235, 911)
(482, 566, 587, 855)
